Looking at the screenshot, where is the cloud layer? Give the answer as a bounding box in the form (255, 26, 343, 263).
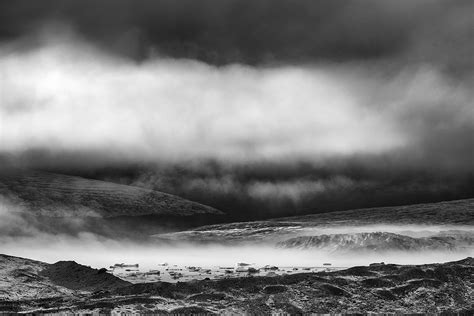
(1, 31, 472, 168)
(0, 0, 473, 218)
(2, 34, 412, 162)
(1, 0, 472, 72)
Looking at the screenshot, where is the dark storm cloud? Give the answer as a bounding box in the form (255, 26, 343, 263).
(40, 159, 471, 221)
(0, 0, 473, 219)
(0, 0, 472, 70)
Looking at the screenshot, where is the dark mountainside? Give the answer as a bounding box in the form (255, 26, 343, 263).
(0, 254, 472, 314)
(39, 261, 130, 292)
(0, 170, 224, 235)
(0, 170, 222, 217)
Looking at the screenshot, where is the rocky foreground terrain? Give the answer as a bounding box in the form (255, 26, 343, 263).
(0, 254, 473, 314)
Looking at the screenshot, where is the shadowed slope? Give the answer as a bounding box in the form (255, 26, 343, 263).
(39, 261, 130, 292)
(0, 170, 223, 218)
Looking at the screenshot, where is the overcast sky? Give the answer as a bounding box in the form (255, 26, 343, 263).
(1, 0, 473, 219)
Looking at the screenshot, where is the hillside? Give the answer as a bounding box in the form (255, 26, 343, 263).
(0, 254, 68, 301)
(276, 198, 474, 226)
(154, 198, 474, 243)
(0, 170, 223, 218)
(0, 254, 130, 301)
(39, 261, 130, 292)
(277, 231, 474, 252)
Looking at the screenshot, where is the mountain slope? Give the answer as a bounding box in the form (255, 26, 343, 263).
(154, 198, 474, 243)
(276, 198, 474, 226)
(0, 170, 223, 218)
(276, 232, 474, 252)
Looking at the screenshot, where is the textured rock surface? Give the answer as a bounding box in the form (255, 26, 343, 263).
(277, 231, 474, 252)
(1, 254, 472, 314)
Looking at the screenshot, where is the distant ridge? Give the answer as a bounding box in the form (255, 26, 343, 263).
(274, 198, 474, 226)
(0, 170, 223, 218)
(154, 198, 474, 243)
(277, 231, 474, 252)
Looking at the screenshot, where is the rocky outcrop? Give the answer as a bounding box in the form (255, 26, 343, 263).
(276, 232, 474, 252)
(39, 261, 130, 292)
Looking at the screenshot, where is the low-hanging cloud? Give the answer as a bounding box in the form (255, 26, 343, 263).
(247, 177, 356, 203)
(1, 28, 472, 169)
(1, 31, 408, 163)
